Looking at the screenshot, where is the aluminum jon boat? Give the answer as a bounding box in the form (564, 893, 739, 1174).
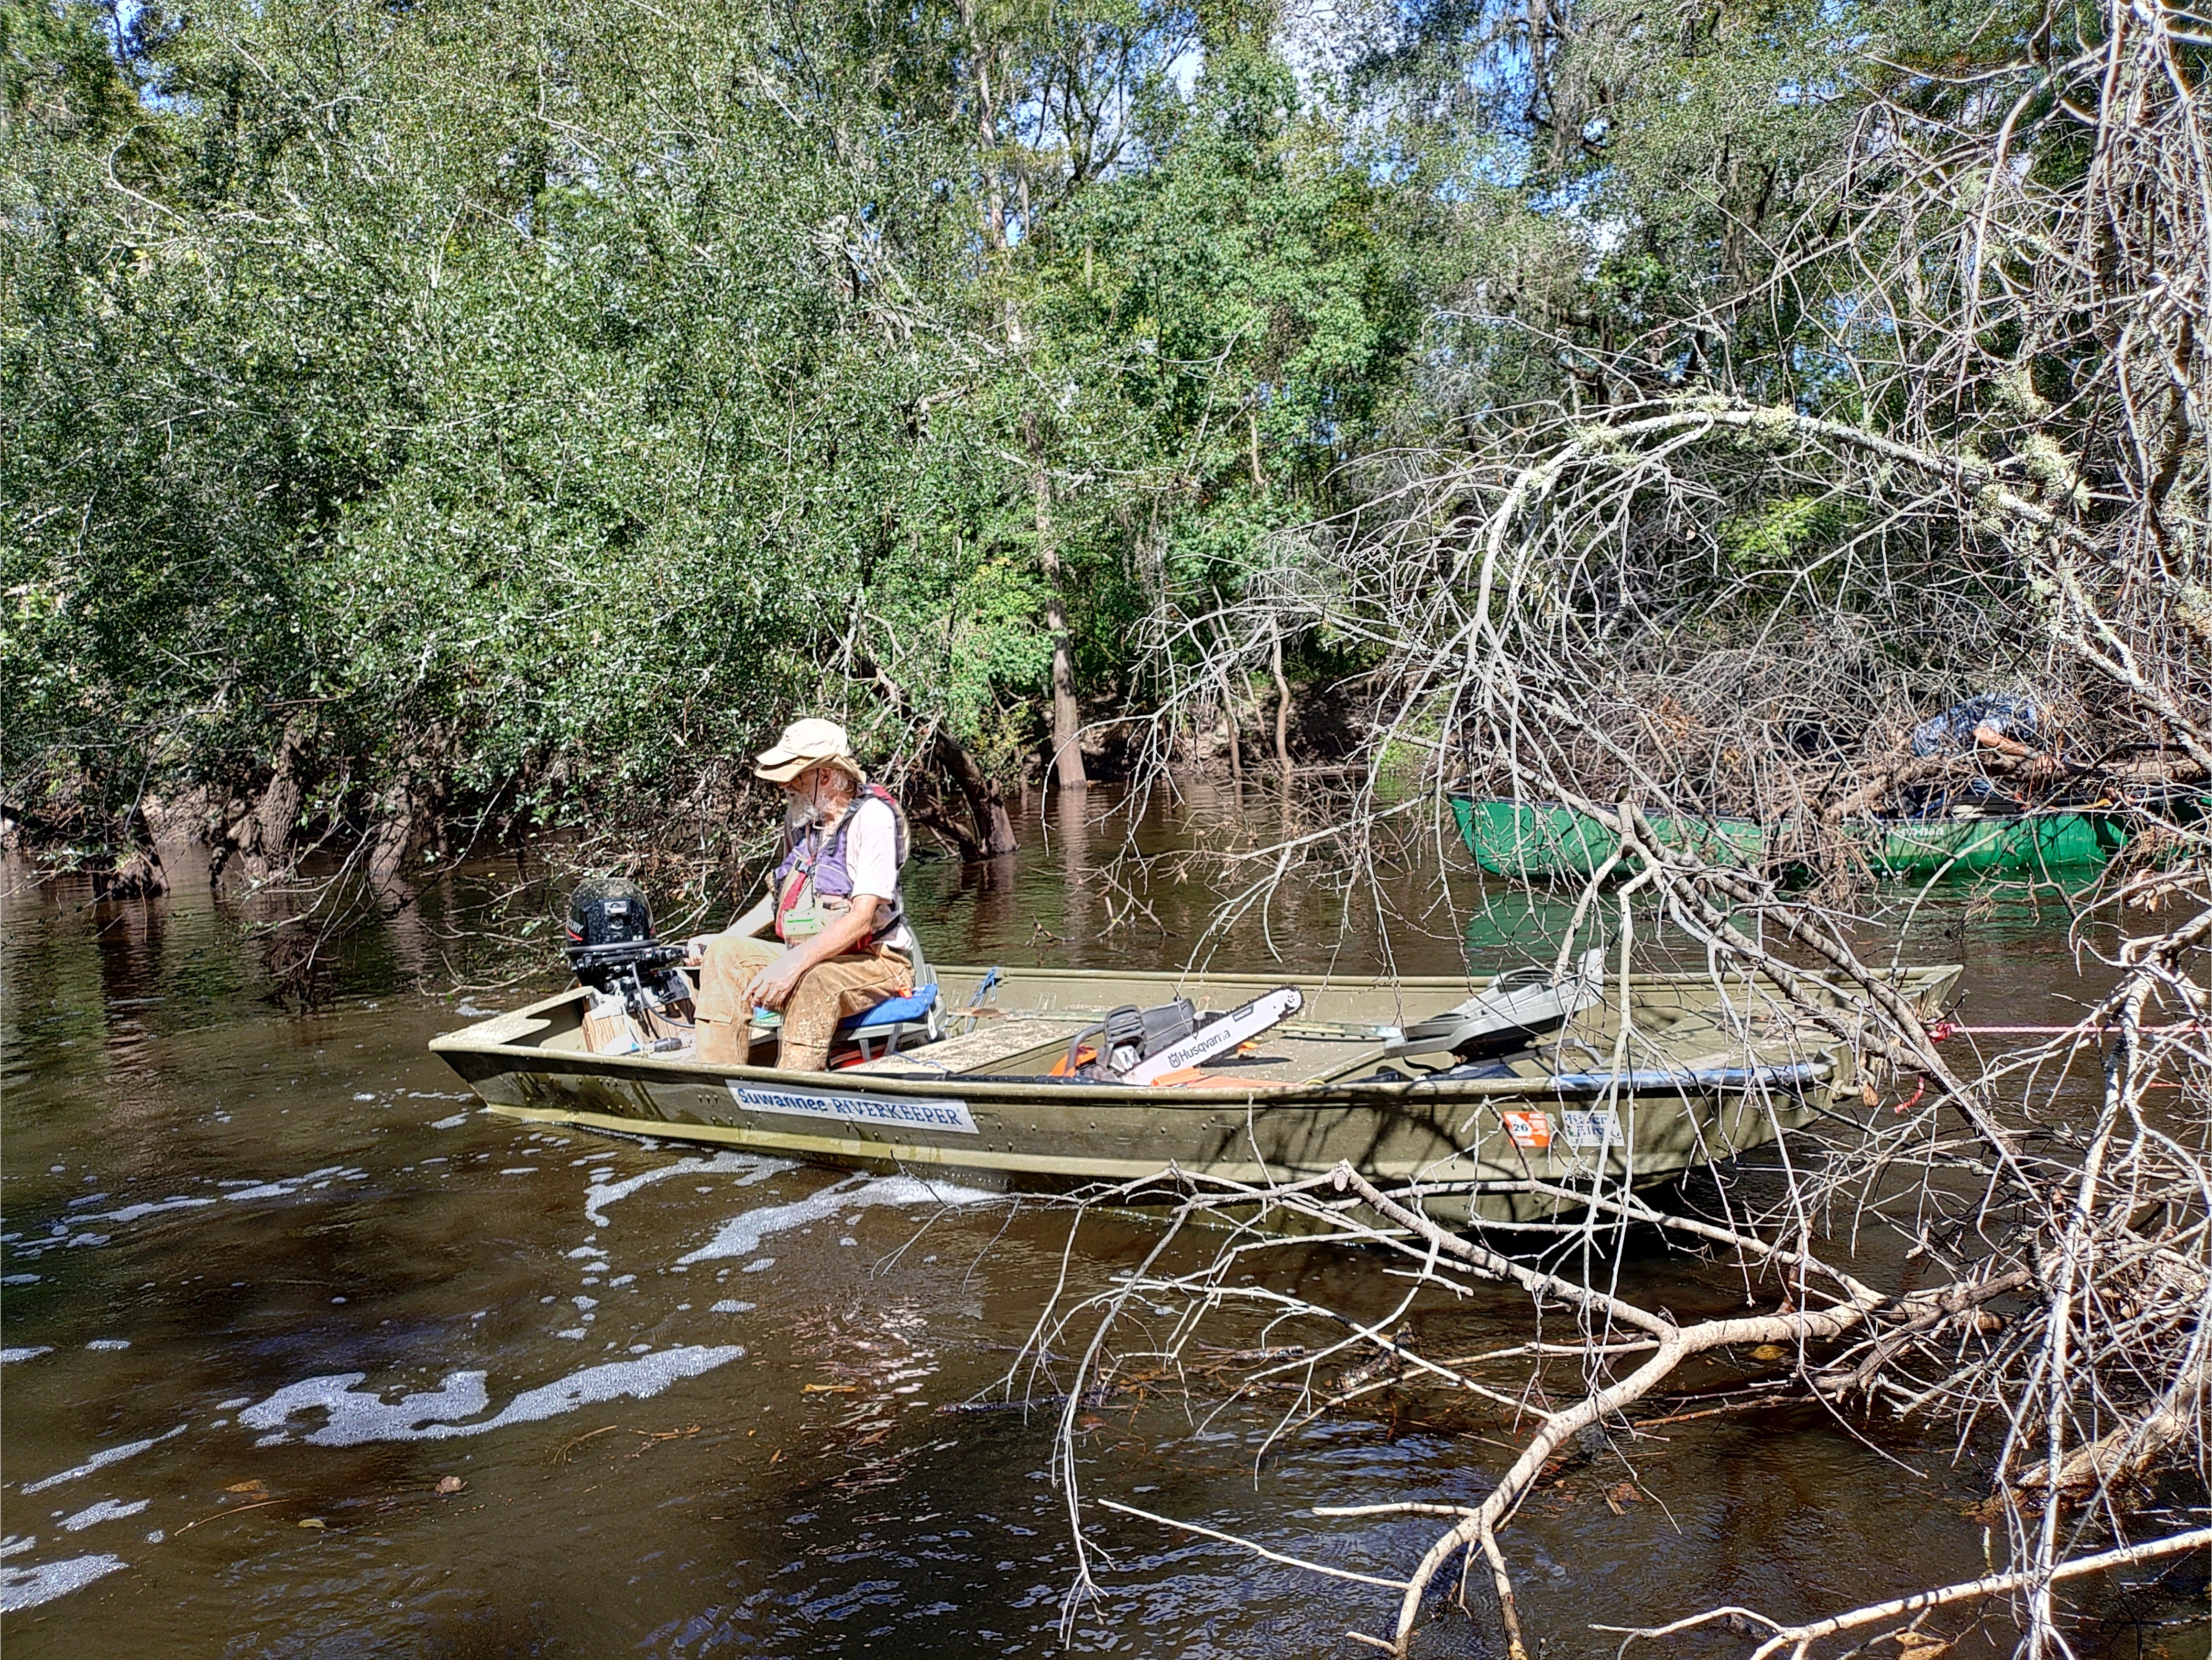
(429, 961, 1960, 1225)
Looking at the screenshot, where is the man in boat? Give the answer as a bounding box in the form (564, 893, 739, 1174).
(687, 719, 917, 1070)
(1905, 692, 2062, 812)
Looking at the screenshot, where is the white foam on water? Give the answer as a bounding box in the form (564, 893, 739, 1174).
(2, 1274, 38, 1286)
(58, 1499, 148, 1532)
(1, 1347, 53, 1365)
(740, 1258, 775, 1274)
(0, 1536, 34, 1559)
(19, 1425, 186, 1494)
(219, 1167, 366, 1204)
(85, 1340, 130, 1352)
(0, 1552, 127, 1612)
(710, 1300, 754, 1314)
(676, 1173, 998, 1266)
(77, 1196, 215, 1225)
(236, 1346, 744, 1446)
(429, 1114, 470, 1130)
(584, 1152, 786, 1229)
(22, 1229, 116, 1255)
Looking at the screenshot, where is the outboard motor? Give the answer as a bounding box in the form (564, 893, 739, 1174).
(564, 877, 690, 1028)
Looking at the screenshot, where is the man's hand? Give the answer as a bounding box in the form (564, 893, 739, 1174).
(749, 951, 808, 1012)
(743, 897, 880, 1016)
(2024, 754, 2062, 782)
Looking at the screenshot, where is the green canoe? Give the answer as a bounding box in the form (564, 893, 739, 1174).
(1450, 796, 2128, 883)
(1857, 810, 2127, 880)
(1449, 797, 1768, 878)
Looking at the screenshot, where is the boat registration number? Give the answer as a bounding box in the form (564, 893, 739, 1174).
(1561, 1108, 1622, 1149)
(724, 1081, 979, 1136)
(1501, 1111, 1552, 1149)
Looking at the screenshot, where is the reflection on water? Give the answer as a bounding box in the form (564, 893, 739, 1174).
(0, 795, 2176, 1657)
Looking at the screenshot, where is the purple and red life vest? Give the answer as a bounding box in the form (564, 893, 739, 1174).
(771, 782, 911, 948)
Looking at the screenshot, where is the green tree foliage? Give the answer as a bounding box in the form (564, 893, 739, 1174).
(4, 0, 2139, 873)
(1, 0, 1436, 864)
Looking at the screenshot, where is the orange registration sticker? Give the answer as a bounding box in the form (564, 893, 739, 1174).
(1501, 1111, 1553, 1150)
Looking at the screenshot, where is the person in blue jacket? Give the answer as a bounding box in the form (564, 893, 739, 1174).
(1905, 692, 2061, 811)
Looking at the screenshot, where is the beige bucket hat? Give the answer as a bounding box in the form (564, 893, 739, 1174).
(754, 717, 864, 783)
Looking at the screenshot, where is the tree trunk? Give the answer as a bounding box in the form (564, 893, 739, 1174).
(1223, 671, 1244, 786)
(854, 652, 1018, 859)
(254, 720, 310, 870)
(933, 731, 1018, 858)
(1270, 623, 1294, 777)
(1031, 415, 1087, 792)
(91, 803, 167, 901)
(367, 782, 419, 890)
(218, 714, 314, 884)
(368, 725, 451, 891)
(961, 0, 1007, 258)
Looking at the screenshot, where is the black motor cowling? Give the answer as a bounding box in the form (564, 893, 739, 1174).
(567, 877, 656, 950)
(564, 878, 687, 1011)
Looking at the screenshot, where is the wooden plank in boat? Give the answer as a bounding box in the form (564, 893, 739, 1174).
(845, 1013, 1099, 1076)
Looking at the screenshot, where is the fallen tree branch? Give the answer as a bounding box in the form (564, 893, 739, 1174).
(1600, 1528, 2212, 1660)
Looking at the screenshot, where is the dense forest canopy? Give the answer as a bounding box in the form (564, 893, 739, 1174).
(2, 0, 2205, 884)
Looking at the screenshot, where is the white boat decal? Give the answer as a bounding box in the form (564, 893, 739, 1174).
(724, 1081, 979, 1136)
(1561, 1108, 1621, 1149)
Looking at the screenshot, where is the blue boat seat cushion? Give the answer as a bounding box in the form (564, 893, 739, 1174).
(836, 981, 940, 1035)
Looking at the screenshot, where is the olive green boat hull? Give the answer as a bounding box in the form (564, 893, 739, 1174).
(429, 962, 1960, 1225)
(1449, 796, 2127, 883)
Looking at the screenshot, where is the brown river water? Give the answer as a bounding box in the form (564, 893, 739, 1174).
(2, 787, 2201, 1658)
